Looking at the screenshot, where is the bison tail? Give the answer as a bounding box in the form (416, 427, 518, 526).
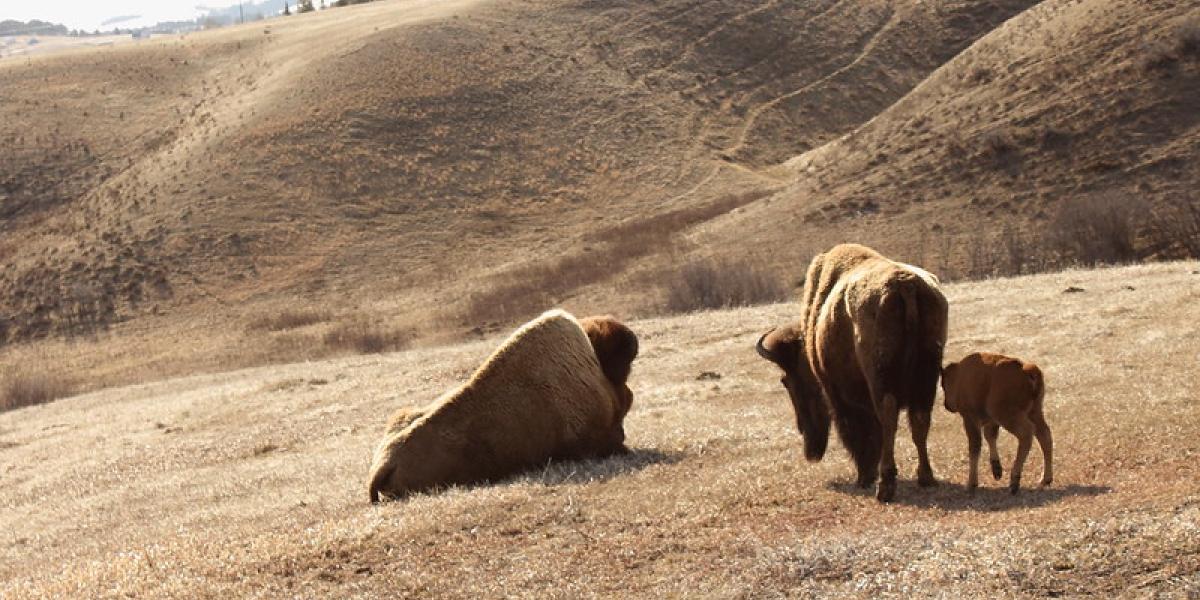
(1027, 364, 1045, 409)
(899, 283, 921, 406)
(896, 280, 941, 413)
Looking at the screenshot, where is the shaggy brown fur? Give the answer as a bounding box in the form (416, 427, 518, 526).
(580, 315, 638, 426)
(757, 244, 948, 502)
(368, 310, 637, 503)
(942, 352, 1053, 494)
(384, 406, 425, 434)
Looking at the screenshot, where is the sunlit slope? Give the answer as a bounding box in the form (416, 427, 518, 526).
(0, 0, 1040, 345)
(703, 0, 1200, 271)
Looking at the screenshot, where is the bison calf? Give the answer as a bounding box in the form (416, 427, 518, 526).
(941, 352, 1053, 494)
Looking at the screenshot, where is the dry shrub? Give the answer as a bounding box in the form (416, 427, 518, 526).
(1146, 197, 1200, 259)
(1, 369, 75, 412)
(908, 192, 1195, 283)
(1048, 193, 1144, 266)
(460, 190, 775, 326)
(976, 129, 1018, 167)
(1141, 17, 1200, 71)
(664, 259, 788, 313)
(245, 308, 332, 332)
(322, 319, 412, 354)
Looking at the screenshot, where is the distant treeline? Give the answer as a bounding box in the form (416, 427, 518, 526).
(0, 20, 68, 36)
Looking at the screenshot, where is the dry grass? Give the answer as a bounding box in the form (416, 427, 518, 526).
(2, 262, 1198, 596)
(0, 369, 75, 413)
(459, 191, 774, 326)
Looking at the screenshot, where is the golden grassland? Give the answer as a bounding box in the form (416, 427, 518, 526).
(2, 262, 1198, 597)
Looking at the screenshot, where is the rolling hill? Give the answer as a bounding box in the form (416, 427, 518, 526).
(0, 0, 1049, 384)
(698, 0, 1200, 276)
(0, 1, 1195, 404)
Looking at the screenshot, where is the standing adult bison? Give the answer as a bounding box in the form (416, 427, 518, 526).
(367, 310, 637, 503)
(756, 244, 948, 502)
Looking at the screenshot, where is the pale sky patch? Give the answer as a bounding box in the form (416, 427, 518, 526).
(1, 0, 251, 32)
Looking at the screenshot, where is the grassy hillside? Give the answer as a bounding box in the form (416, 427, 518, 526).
(2, 263, 1198, 596)
(0, 0, 1042, 378)
(700, 0, 1200, 276)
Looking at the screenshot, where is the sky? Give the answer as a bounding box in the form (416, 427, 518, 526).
(1, 0, 245, 32)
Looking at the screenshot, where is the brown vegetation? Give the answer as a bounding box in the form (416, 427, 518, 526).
(245, 308, 333, 332)
(0, 368, 75, 413)
(321, 318, 412, 355)
(664, 258, 788, 313)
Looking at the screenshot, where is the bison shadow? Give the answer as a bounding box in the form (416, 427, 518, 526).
(517, 447, 685, 487)
(825, 479, 1112, 511)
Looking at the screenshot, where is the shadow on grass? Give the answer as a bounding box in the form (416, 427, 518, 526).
(826, 478, 1112, 511)
(375, 448, 685, 504)
(523, 447, 686, 487)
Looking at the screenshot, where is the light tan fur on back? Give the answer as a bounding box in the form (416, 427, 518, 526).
(758, 243, 948, 503)
(368, 310, 633, 503)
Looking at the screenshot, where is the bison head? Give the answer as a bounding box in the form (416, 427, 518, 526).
(756, 326, 830, 462)
(581, 316, 638, 454)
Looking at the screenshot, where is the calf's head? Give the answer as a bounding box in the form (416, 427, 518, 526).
(756, 326, 830, 461)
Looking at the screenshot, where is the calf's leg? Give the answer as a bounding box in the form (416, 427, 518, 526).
(1004, 416, 1035, 494)
(983, 422, 1002, 480)
(908, 409, 937, 487)
(1032, 410, 1053, 486)
(963, 417, 983, 492)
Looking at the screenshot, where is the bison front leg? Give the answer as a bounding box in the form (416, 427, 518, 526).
(874, 393, 900, 503)
(908, 409, 937, 487)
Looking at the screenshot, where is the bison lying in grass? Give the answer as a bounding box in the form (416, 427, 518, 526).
(367, 310, 638, 503)
(942, 352, 1053, 494)
(757, 243, 948, 502)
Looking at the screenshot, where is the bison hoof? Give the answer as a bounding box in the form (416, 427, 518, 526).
(876, 468, 898, 502)
(1040, 478, 1053, 487)
(855, 472, 877, 488)
(1009, 482, 1021, 495)
(991, 460, 1003, 480)
(876, 481, 896, 503)
(917, 468, 937, 488)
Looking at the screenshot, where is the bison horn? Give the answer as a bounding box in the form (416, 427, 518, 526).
(755, 329, 776, 361)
